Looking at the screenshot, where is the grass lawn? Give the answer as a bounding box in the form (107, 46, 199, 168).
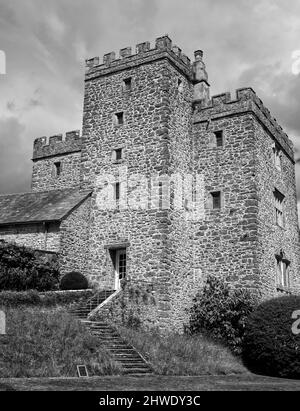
(0, 307, 121, 378)
(117, 326, 246, 375)
(0, 374, 300, 391)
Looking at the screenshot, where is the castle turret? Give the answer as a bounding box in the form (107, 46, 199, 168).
(193, 50, 210, 104)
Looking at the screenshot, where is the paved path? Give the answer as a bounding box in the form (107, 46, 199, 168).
(0, 374, 300, 391)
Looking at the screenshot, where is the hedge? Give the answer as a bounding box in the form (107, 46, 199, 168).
(242, 295, 300, 378)
(60, 271, 89, 290)
(0, 241, 59, 291)
(0, 289, 94, 308)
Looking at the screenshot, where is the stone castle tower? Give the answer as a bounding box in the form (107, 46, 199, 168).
(0, 35, 299, 330)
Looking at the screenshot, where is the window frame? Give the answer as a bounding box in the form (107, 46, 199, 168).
(214, 130, 224, 148)
(54, 161, 62, 178)
(211, 191, 222, 210)
(274, 189, 285, 228)
(273, 143, 282, 171)
(114, 112, 124, 126)
(276, 253, 290, 290)
(123, 77, 132, 92)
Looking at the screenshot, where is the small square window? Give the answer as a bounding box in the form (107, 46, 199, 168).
(114, 112, 124, 126)
(214, 131, 223, 147)
(115, 148, 122, 161)
(112, 148, 124, 162)
(123, 78, 132, 91)
(54, 162, 61, 177)
(211, 191, 221, 209)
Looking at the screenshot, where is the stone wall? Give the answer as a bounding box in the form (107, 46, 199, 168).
(31, 131, 82, 192)
(0, 222, 60, 252)
(192, 112, 259, 291)
(254, 120, 300, 296)
(59, 196, 92, 281)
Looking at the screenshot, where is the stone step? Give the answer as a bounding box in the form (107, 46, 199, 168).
(109, 348, 136, 356)
(91, 332, 120, 337)
(70, 314, 153, 376)
(115, 359, 147, 365)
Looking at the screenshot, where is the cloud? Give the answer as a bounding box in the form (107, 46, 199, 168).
(0, 116, 31, 193)
(292, 50, 300, 75)
(0, 0, 300, 224)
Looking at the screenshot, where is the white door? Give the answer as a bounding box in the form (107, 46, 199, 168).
(115, 249, 127, 290)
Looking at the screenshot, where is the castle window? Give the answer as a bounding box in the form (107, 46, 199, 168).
(115, 148, 123, 161)
(274, 189, 285, 227)
(273, 143, 281, 171)
(114, 112, 124, 126)
(159, 181, 163, 209)
(114, 182, 121, 201)
(123, 77, 132, 91)
(54, 162, 61, 177)
(177, 78, 183, 92)
(112, 148, 123, 162)
(214, 131, 224, 147)
(276, 252, 290, 289)
(211, 191, 221, 209)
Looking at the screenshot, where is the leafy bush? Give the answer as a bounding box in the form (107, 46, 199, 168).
(60, 271, 89, 290)
(0, 308, 121, 377)
(94, 280, 156, 329)
(242, 295, 300, 378)
(188, 275, 258, 353)
(0, 289, 93, 308)
(0, 242, 59, 291)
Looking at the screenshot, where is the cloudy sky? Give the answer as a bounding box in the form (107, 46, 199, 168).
(0, 0, 300, 207)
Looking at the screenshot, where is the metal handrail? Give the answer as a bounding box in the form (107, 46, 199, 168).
(86, 289, 113, 312)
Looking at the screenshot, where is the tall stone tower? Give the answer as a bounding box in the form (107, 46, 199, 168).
(80, 35, 198, 329)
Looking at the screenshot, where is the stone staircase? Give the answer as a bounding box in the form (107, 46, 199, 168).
(69, 291, 153, 375)
(69, 289, 114, 319)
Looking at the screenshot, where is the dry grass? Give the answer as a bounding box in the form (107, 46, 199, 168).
(117, 326, 247, 376)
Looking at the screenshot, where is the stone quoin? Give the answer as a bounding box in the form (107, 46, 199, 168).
(0, 35, 299, 331)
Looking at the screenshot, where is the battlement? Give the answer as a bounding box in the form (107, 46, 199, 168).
(193, 87, 294, 161)
(85, 35, 195, 81)
(33, 130, 83, 160)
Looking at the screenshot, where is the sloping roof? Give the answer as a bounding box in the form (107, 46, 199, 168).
(0, 189, 92, 226)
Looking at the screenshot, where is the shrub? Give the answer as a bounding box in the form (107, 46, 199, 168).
(242, 295, 300, 378)
(189, 275, 258, 353)
(93, 280, 156, 329)
(60, 271, 89, 290)
(0, 289, 93, 308)
(0, 242, 59, 291)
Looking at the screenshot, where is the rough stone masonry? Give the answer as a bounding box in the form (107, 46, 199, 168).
(0, 35, 299, 331)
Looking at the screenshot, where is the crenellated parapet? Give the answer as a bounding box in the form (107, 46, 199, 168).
(33, 130, 83, 160)
(193, 87, 294, 161)
(85, 35, 195, 81)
